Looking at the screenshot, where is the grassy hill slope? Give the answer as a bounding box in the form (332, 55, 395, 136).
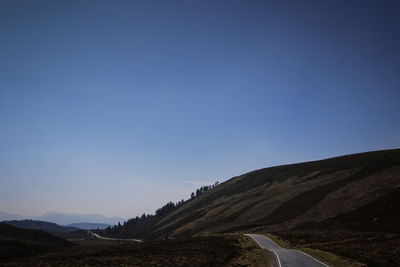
(125, 149, 399, 239)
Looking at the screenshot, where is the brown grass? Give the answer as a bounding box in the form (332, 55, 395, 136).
(0, 234, 271, 266)
(225, 233, 271, 266)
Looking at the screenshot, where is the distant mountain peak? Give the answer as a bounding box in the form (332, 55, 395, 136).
(36, 211, 125, 225)
(1, 211, 125, 226)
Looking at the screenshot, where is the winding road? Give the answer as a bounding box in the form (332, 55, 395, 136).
(89, 231, 142, 242)
(245, 234, 329, 267)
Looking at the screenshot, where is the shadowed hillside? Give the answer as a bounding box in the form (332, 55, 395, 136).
(105, 149, 400, 238)
(0, 222, 73, 260)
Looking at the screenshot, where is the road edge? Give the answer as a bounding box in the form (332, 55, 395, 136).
(245, 234, 281, 267)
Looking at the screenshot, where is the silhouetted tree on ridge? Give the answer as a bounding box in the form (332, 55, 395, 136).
(100, 182, 219, 238)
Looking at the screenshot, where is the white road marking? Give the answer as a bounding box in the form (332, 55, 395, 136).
(273, 250, 282, 267)
(245, 233, 329, 267)
(245, 234, 282, 267)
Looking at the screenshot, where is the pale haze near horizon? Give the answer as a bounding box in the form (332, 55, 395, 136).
(0, 1, 399, 218)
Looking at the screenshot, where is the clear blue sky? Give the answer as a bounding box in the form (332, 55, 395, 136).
(1, 0, 399, 218)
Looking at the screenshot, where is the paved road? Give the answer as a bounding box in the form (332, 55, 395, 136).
(245, 234, 328, 267)
(89, 231, 142, 242)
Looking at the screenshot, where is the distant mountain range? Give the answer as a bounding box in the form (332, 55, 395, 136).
(0, 211, 24, 221)
(0, 211, 124, 226)
(3, 220, 79, 233)
(36, 212, 124, 225)
(2, 220, 110, 234)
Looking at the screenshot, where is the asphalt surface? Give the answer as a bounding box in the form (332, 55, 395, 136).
(245, 234, 329, 267)
(89, 231, 142, 242)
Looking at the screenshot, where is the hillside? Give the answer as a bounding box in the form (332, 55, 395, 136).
(3, 220, 79, 233)
(0, 222, 72, 260)
(103, 148, 400, 265)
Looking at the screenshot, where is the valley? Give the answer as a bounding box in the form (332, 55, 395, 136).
(1, 149, 399, 266)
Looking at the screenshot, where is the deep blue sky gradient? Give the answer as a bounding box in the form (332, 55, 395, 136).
(1, 0, 399, 217)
